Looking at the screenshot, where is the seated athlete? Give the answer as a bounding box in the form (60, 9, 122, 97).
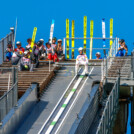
(116, 39, 128, 57)
(75, 47, 88, 75)
(11, 41, 24, 65)
(51, 37, 57, 49)
(15, 41, 25, 54)
(30, 41, 42, 68)
(96, 52, 102, 59)
(6, 41, 13, 61)
(26, 38, 32, 51)
(46, 42, 59, 62)
(19, 51, 33, 72)
(39, 39, 46, 59)
(56, 39, 63, 56)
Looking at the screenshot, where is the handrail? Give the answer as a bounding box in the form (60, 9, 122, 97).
(0, 81, 18, 122)
(0, 67, 18, 122)
(96, 77, 120, 134)
(0, 30, 14, 64)
(0, 81, 18, 100)
(63, 37, 119, 59)
(64, 37, 117, 40)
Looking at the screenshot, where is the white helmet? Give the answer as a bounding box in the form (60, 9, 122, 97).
(96, 52, 101, 55)
(57, 39, 62, 42)
(39, 39, 44, 42)
(78, 47, 83, 51)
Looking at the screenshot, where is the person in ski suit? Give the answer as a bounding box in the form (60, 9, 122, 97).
(30, 41, 42, 68)
(51, 37, 57, 49)
(6, 41, 13, 61)
(46, 42, 59, 62)
(26, 38, 32, 51)
(39, 39, 46, 60)
(11, 41, 24, 65)
(116, 39, 128, 57)
(56, 39, 63, 56)
(19, 51, 33, 71)
(75, 47, 88, 75)
(15, 41, 25, 54)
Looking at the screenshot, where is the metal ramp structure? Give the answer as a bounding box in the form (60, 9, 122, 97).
(0, 31, 133, 134)
(15, 54, 134, 134)
(15, 65, 102, 134)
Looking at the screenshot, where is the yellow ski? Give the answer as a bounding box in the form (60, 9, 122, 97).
(71, 20, 75, 59)
(110, 18, 113, 57)
(66, 19, 69, 59)
(90, 20, 94, 59)
(83, 16, 87, 54)
(31, 27, 37, 50)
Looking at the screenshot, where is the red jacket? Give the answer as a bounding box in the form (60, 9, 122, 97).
(15, 47, 25, 53)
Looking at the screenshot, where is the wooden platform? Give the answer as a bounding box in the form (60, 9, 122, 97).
(0, 56, 65, 98)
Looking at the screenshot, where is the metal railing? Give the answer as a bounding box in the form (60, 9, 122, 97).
(0, 81, 18, 122)
(131, 51, 134, 78)
(0, 67, 18, 122)
(101, 57, 114, 82)
(101, 56, 132, 82)
(0, 28, 14, 65)
(63, 37, 119, 59)
(96, 77, 120, 134)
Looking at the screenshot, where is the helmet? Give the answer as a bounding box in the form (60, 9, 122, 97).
(78, 47, 83, 51)
(58, 39, 62, 42)
(52, 37, 57, 41)
(39, 39, 44, 42)
(16, 41, 21, 46)
(96, 52, 101, 55)
(37, 41, 42, 47)
(119, 39, 125, 44)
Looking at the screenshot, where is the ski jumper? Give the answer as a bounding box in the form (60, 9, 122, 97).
(75, 54, 88, 74)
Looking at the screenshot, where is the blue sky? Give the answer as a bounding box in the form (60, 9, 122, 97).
(0, 0, 134, 54)
(0, 0, 132, 133)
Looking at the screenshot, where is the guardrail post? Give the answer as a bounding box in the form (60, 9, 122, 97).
(63, 38, 66, 55)
(2, 39, 4, 63)
(131, 51, 134, 79)
(31, 82, 40, 100)
(131, 50, 134, 134)
(105, 58, 108, 83)
(12, 67, 16, 85)
(7, 34, 9, 43)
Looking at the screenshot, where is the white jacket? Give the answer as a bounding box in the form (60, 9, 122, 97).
(76, 54, 88, 64)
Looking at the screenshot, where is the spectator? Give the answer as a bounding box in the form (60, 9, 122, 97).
(6, 41, 13, 61)
(30, 41, 42, 68)
(39, 38, 44, 45)
(19, 51, 33, 72)
(39, 39, 46, 59)
(75, 47, 88, 75)
(57, 39, 63, 56)
(26, 38, 32, 51)
(51, 37, 57, 49)
(116, 39, 128, 57)
(11, 41, 24, 65)
(96, 52, 102, 59)
(15, 41, 25, 54)
(46, 42, 59, 62)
